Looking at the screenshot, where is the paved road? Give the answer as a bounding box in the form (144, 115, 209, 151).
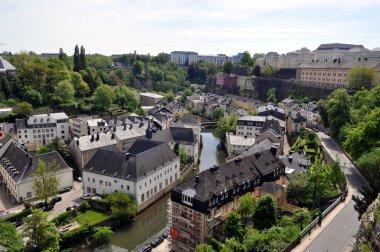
(305, 132, 369, 252)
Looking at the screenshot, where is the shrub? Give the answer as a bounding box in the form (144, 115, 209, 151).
(1, 209, 32, 222)
(51, 210, 77, 226)
(60, 225, 93, 248)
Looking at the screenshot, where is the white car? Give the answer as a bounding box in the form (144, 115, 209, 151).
(81, 194, 91, 200)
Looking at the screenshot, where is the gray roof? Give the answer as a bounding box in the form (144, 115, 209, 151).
(302, 101, 319, 113)
(73, 132, 117, 151)
(152, 127, 196, 146)
(260, 119, 282, 135)
(83, 139, 178, 182)
(175, 115, 200, 125)
(316, 43, 364, 51)
(261, 182, 284, 195)
(1, 142, 71, 184)
(281, 151, 310, 177)
(288, 111, 306, 123)
(0, 57, 16, 71)
(299, 58, 380, 69)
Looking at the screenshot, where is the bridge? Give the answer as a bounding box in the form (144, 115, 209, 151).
(201, 121, 217, 128)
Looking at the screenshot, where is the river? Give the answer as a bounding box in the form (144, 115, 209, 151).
(91, 130, 226, 252)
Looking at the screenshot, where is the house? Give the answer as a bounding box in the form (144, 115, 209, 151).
(257, 103, 286, 121)
(170, 149, 285, 251)
(259, 182, 286, 205)
(69, 132, 117, 171)
(152, 127, 199, 162)
(236, 116, 266, 138)
(15, 113, 70, 147)
(225, 133, 256, 156)
(113, 123, 149, 152)
(173, 115, 201, 147)
(83, 139, 180, 212)
(300, 102, 321, 124)
(140, 92, 164, 106)
(281, 151, 310, 181)
(278, 98, 297, 114)
(87, 119, 109, 135)
(0, 142, 73, 203)
(286, 111, 307, 136)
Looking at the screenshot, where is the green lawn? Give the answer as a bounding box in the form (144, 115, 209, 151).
(75, 209, 110, 225)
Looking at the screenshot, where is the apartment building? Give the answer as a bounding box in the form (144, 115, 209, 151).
(170, 149, 285, 252)
(15, 113, 69, 146)
(314, 43, 365, 61)
(83, 139, 180, 212)
(236, 115, 266, 138)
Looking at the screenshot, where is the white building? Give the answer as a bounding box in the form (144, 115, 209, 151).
(15, 113, 69, 146)
(314, 43, 366, 61)
(87, 119, 109, 135)
(83, 139, 180, 212)
(0, 108, 12, 115)
(0, 142, 73, 203)
(236, 116, 266, 138)
(225, 133, 256, 156)
(300, 102, 321, 124)
(283, 48, 314, 69)
(69, 117, 90, 138)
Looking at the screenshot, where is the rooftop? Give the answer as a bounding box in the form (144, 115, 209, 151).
(140, 92, 164, 99)
(73, 132, 117, 151)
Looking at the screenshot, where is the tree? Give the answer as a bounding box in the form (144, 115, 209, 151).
(106, 192, 137, 226)
(253, 195, 277, 230)
(252, 65, 261, 76)
(194, 244, 216, 252)
(135, 107, 146, 117)
(79, 45, 87, 71)
(71, 72, 90, 98)
(240, 51, 254, 66)
(15, 102, 33, 116)
(326, 89, 351, 137)
(352, 186, 377, 219)
(178, 145, 189, 164)
(317, 99, 328, 127)
(224, 212, 244, 240)
(307, 159, 334, 207)
(164, 90, 175, 103)
(357, 148, 380, 192)
(0, 222, 23, 252)
(24, 88, 43, 107)
(73, 45, 80, 72)
(329, 161, 346, 192)
(0, 77, 11, 99)
(54, 80, 75, 103)
(262, 66, 274, 77)
(347, 66, 377, 90)
(212, 108, 224, 120)
(266, 88, 277, 103)
(292, 208, 310, 230)
(33, 159, 60, 204)
(216, 117, 230, 143)
(115, 86, 138, 111)
(92, 226, 113, 246)
(22, 209, 60, 251)
(223, 61, 233, 74)
(286, 173, 309, 205)
(224, 237, 245, 252)
(238, 193, 255, 225)
(93, 84, 113, 111)
(132, 61, 144, 76)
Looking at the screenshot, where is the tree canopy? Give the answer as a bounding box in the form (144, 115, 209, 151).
(33, 159, 60, 203)
(347, 66, 377, 90)
(253, 195, 277, 230)
(223, 61, 233, 74)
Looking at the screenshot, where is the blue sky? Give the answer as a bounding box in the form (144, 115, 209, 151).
(1, 0, 379, 56)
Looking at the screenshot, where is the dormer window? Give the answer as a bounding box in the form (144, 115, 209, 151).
(40, 118, 43, 123)
(182, 188, 195, 206)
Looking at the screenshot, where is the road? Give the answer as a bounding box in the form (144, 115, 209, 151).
(304, 132, 369, 252)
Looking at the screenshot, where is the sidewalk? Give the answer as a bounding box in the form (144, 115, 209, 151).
(292, 186, 353, 252)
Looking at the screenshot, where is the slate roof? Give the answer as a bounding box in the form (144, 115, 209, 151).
(260, 119, 282, 135)
(83, 139, 178, 182)
(302, 102, 319, 113)
(1, 143, 71, 184)
(73, 132, 117, 151)
(173, 149, 283, 203)
(0, 57, 16, 71)
(288, 111, 306, 123)
(175, 115, 200, 125)
(280, 151, 310, 176)
(261, 182, 284, 195)
(152, 127, 196, 146)
(316, 43, 364, 51)
(299, 58, 380, 69)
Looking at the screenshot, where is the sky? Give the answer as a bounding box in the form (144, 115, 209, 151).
(1, 0, 380, 56)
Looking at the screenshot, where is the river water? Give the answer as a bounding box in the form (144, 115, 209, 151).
(91, 130, 226, 252)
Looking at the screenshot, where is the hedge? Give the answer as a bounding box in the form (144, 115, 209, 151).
(0, 209, 32, 222)
(60, 225, 93, 248)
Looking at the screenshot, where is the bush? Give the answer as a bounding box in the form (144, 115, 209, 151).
(51, 210, 77, 226)
(60, 225, 93, 248)
(78, 200, 91, 212)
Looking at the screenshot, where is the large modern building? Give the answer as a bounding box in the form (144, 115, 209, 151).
(15, 113, 70, 146)
(170, 51, 199, 67)
(0, 142, 73, 203)
(83, 139, 180, 211)
(170, 149, 285, 252)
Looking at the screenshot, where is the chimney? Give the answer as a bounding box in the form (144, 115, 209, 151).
(270, 146, 277, 155)
(234, 158, 242, 165)
(123, 125, 127, 131)
(298, 149, 302, 154)
(288, 156, 293, 163)
(76, 140, 79, 146)
(255, 152, 261, 158)
(195, 175, 200, 183)
(96, 133, 100, 141)
(91, 135, 94, 142)
(129, 124, 133, 129)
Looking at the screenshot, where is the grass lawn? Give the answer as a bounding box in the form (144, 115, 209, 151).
(75, 209, 110, 225)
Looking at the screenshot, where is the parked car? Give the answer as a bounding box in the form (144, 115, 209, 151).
(34, 202, 48, 209)
(42, 204, 54, 212)
(66, 207, 73, 212)
(138, 245, 152, 252)
(73, 204, 78, 208)
(59, 187, 71, 194)
(51, 196, 62, 204)
(150, 236, 164, 247)
(162, 230, 169, 239)
(81, 194, 91, 200)
(76, 177, 83, 182)
(12, 221, 24, 227)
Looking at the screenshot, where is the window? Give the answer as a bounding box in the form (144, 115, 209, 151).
(147, 191, 150, 198)
(87, 177, 90, 182)
(114, 180, 117, 183)
(100, 180, 103, 185)
(27, 192, 32, 198)
(127, 185, 130, 190)
(61, 130, 65, 134)
(92, 178, 95, 183)
(141, 194, 145, 202)
(87, 187, 91, 193)
(121, 185, 124, 189)
(109, 182, 111, 187)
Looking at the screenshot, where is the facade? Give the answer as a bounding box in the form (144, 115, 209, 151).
(190, 54, 228, 67)
(216, 74, 239, 89)
(87, 119, 109, 135)
(225, 133, 256, 156)
(15, 113, 69, 146)
(296, 58, 380, 89)
(257, 104, 286, 121)
(69, 132, 117, 170)
(236, 115, 266, 138)
(314, 43, 365, 61)
(170, 149, 285, 251)
(170, 51, 199, 67)
(174, 115, 202, 149)
(283, 48, 314, 69)
(140, 92, 164, 106)
(83, 139, 180, 211)
(286, 111, 307, 136)
(300, 102, 321, 124)
(0, 108, 12, 115)
(264, 52, 281, 70)
(0, 56, 17, 78)
(69, 116, 92, 138)
(113, 124, 148, 152)
(0, 142, 73, 203)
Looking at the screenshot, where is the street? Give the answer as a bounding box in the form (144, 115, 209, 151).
(304, 132, 369, 252)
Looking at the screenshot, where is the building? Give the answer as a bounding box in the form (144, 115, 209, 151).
(152, 127, 199, 162)
(170, 149, 285, 251)
(190, 54, 228, 67)
(69, 132, 117, 170)
(225, 133, 256, 156)
(170, 51, 199, 67)
(87, 119, 109, 135)
(113, 123, 149, 152)
(0, 108, 12, 115)
(0, 142, 73, 203)
(314, 43, 366, 61)
(281, 150, 310, 181)
(173, 115, 202, 148)
(264, 52, 281, 70)
(300, 102, 321, 124)
(15, 113, 70, 146)
(69, 116, 93, 138)
(216, 74, 239, 90)
(286, 111, 307, 136)
(296, 57, 380, 89)
(257, 103, 286, 121)
(140, 92, 164, 106)
(83, 139, 180, 211)
(0, 56, 17, 78)
(283, 48, 314, 69)
(236, 116, 266, 138)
